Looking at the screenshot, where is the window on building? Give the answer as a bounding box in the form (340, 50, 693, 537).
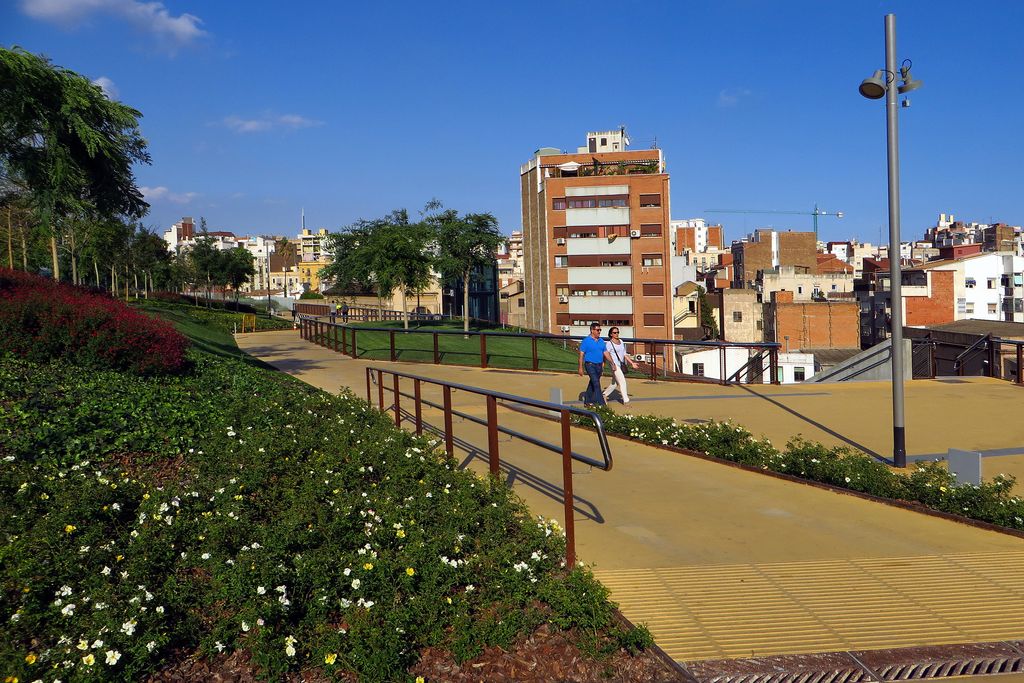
(794, 367, 806, 382)
(639, 194, 662, 207)
(643, 313, 665, 327)
(756, 319, 763, 330)
(554, 256, 568, 268)
(642, 283, 664, 297)
(692, 363, 705, 376)
(988, 278, 997, 289)
(552, 198, 566, 210)
(732, 311, 743, 322)
(966, 302, 975, 314)
(641, 254, 663, 267)
(966, 277, 976, 288)
(797, 286, 803, 294)
(640, 223, 663, 236)
(831, 284, 838, 290)
(988, 303, 998, 314)
(688, 300, 697, 313)
(517, 299, 525, 308)
(555, 286, 569, 297)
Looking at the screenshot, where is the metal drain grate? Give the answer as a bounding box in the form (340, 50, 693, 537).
(876, 654, 1024, 680)
(707, 669, 870, 683)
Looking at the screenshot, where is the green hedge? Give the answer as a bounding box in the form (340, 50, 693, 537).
(586, 409, 1024, 531)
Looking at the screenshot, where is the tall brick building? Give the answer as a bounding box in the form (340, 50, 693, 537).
(520, 130, 673, 338)
(731, 229, 817, 289)
(764, 290, 860, 350)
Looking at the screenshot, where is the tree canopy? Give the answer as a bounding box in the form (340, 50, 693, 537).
(430, 209, 502, 332)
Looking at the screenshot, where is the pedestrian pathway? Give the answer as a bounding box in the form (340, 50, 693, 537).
(237, 331, 1024, 664)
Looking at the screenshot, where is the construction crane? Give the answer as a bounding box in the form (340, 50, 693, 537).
(705, 204, 844, 240)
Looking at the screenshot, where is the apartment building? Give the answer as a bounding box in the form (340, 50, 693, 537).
(496, 230, 524, 288)
(161, 216, 195, 252)
(298, 228, 331, 262)
(520, 130, 673, 338)
(760, 265, 855, 302)
(671, 218, 724, 255)
(731, 229, 817, 289)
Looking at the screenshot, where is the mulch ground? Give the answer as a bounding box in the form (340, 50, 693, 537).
(148, 624, 687, 682)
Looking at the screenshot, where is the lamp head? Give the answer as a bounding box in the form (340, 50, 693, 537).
(859, 70, 887, 99)
(896, 63, 922, 94)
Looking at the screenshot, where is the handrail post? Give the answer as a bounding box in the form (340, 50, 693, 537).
(389, 330, 396, 362)
(341, 326, 347, 355)
(1018, 343, 1023, 384)
(719, 345, 727, 385)
(770, 347, 780, 385)
(377, 369, 384, 410)
(561, 409, 576, 568)
(433, 333, 440, 364)
(351, 329, 358, 358)
(480, 333, 488, 369)
(365, 367, 371, 402)
(987, 334, 997, 378)
(443, 386, 454, 456)
(393, 374, 401, 427)
(649, 342, 656, 381)
(414, 378, 422, 435)
(531, 336, 539, 372)
(486, 395, 499, 475)
(333, 324, 339, 352)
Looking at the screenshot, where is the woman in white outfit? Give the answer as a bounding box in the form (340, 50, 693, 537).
(603, 327, 639, 404)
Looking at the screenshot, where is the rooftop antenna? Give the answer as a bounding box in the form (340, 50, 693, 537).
(301, 208, 305, 231)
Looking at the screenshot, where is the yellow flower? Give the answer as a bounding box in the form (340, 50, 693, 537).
(143, 493, 150, 500)
(406, 567, 415, 576)
(4, 676, 18, 683)
(416, 676, 426, 683)
(396, 529, 406, 538)
(363, 562, 373, 570)
(116, 555, 124, 562)
(324, 653, 337, 665)
(446, 597, 452, 604)
(64, 524, 76, 534)
(24, 653, 36, 665)
(82, 653, 95, 666)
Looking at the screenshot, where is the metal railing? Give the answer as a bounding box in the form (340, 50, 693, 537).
(994, 337, 1024, 385)
(298, 315, 782, 385)
(365, 366, 613, 567)
(953, 333, 993, 376)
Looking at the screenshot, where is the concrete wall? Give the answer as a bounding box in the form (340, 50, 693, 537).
(809, 338, 913, 383)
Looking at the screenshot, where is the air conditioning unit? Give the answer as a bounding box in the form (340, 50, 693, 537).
(629, 230, 641, 238)
(555, 237, 566, 246)
(559, 325, 571, 333)
(558, 295, 569, 304)
(633, 354, 651, 363)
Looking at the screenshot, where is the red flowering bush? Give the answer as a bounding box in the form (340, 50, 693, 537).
(0, 269, 190, 375)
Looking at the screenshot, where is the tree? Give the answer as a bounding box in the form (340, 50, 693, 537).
(697, 285, 719, 339)
(0, 47, 151, 280)
(274, 238, 297, 298)
(431, 209, 503, 333)
(224, 247, 256, 303)
(321, 208, 436, 328)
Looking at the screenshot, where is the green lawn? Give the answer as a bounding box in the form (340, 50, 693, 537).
(338, 320, 581, 372)
(132, 299, 290, 364)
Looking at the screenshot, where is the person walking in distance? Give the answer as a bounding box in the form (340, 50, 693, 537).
(603, 327, 639, 404)
(341, 302, 349, 323)
(577, 322, 606, 406)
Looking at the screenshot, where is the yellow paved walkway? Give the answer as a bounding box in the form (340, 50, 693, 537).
(237, 331, 1024, 664)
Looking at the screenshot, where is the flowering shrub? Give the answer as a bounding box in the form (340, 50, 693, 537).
(586, 408, 1024, 531)
(1, 342, 645, 681)
(0, 270, 189, 375)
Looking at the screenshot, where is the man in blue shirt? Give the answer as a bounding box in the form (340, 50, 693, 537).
(578, 322, 607, 406)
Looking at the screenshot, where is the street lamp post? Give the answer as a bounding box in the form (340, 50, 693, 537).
(859, 13, 921, 468)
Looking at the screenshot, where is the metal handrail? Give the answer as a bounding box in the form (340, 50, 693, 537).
(726, 349, 768, 384)
(952, 333, 991, 374)
(364, 365, 613, 567)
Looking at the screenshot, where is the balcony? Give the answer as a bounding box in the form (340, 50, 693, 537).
(568, 296, 633, 315)
(567, 266, 631, 285)
(566, 207, 630, 227)
(566, 238, 633, 257)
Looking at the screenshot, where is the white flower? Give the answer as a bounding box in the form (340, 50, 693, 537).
(146, 641, 157, 652)
(215, 641, 225, 652)
(343, 567, 351, 576)
(91, 639, 103, 649)
(155, 606, 164, 614)
(256, 586, 266, 595)
(105, 650, 121, 665)
(351, 578, 361, 589)
(241, 621, 250, 632)
(121, 619, 137, 635)
(100, 566, 111, 576)
(60, 603, 76, 616)
(201, 553, 210, 560)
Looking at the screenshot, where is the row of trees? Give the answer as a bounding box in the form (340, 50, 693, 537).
(1, 46, 151, 285)
(320, 202, 503, 331)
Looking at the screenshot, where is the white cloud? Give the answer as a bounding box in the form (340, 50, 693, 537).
(141, 185, 198, 204)
(92, 76, 118, 99)
(20, 0, 206, 49)
(223, 113, 324, 134)
(717, 88, 752, 108)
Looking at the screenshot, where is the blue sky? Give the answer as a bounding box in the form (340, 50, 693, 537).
(5, 1, 1024, 244)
